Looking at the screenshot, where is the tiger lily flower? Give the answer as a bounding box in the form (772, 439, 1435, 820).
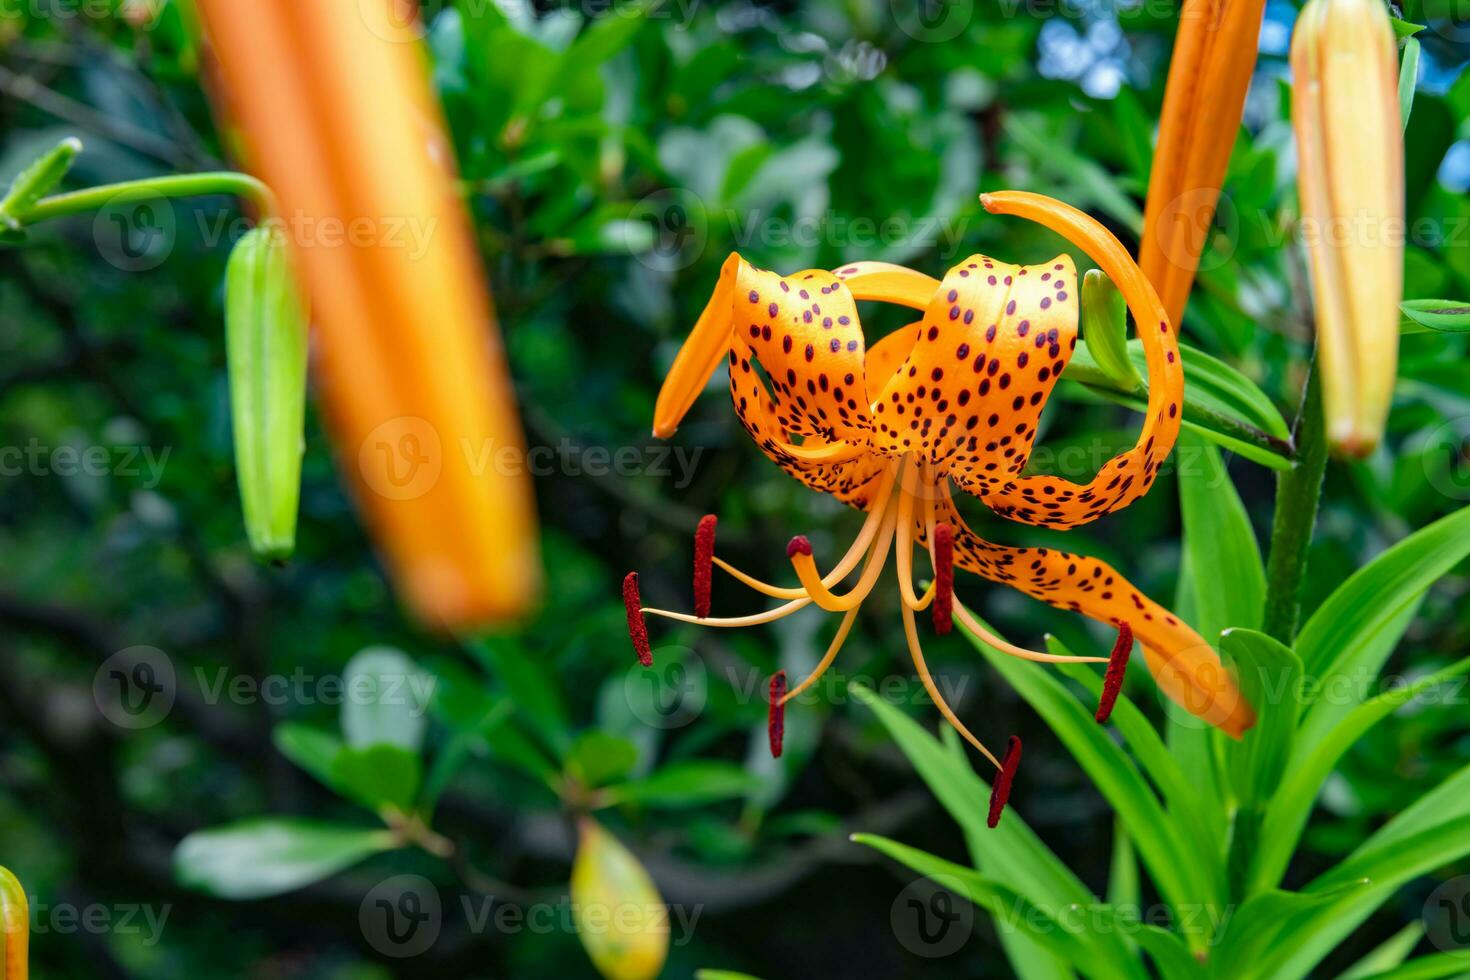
(625, 192, 1255, 825)
(1140, 0, 1268, 329)
(193, 0, 540, 626)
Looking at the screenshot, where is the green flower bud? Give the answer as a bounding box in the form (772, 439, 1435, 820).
(570, 819, 669, 980)
(226, 224, 309, 559)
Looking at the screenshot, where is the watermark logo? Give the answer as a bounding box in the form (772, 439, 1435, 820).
(359, 417, 443, 501)
(631, 188, 709, 271)
(1422, 417, 1470, 501)
(93, 645, 176, 730)
(1425, 876, 1470, 952)
(625, 646, 708, 729)
(891, 875, 974, 957)
(360, 875, 443, 958)
(93, 192, 175, 272)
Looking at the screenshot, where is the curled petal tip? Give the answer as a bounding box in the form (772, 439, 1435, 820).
(693, 515, 718, 619)
(786, 535, 813, 559)
(987, 735, 1022, 828)
(622, 572, 652, 667)
(1095, 623, 1133, 724)
(768, 671, 787, 758)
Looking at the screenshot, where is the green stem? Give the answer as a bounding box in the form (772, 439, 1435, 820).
(21, 172, 275, 225)
(1262, 368, 1328, 644)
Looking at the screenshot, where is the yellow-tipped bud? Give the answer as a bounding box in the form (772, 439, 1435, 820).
(1, 866, 27, 980)
(1290, 0, 1404, 458)
(570, 819, 669, 980)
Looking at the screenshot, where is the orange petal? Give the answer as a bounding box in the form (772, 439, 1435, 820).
(939, 492, 1254, 738)
(194, 0, 539, 628)
(1140, 0, 1268, 328)
(654, 252, 743, 439)
(977, 192, 1185, 529)
(868, 253, 1079, 493)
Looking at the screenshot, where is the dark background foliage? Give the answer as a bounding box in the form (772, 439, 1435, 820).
(1, 0, 1469, 976)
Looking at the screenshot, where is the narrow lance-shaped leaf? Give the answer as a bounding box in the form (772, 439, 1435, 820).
(226, 224, 309, 560)
(1081, 269, 1142, 391)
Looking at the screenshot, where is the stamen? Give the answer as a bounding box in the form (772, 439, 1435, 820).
(901, 599, 1001, 769)
(711, 464, 899, 601)
(694, 515, 717, 618)
(789, 506, 899, 612)
(932, 523, 954, 635)
(952, 604, 1108, 664)
(1095, 623, 1134, 724)
(784, 606, 861, 704)
(987, 735, 1022, 828)
(623, 572, 652, 667)
(768, 671, 787, 758)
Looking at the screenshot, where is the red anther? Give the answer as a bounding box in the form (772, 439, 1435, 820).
(786, 535, 812, 559)
(694, 514, 718, 619)
(987, 736, 1022, 828)
(1095, 623, 1134, 724)
(768, 671, 787, 758)
(623, 572, 652, 667)
(932, 522, 954, 635)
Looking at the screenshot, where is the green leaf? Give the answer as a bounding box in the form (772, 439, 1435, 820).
(1390, 17, 1426, 37)
(1063, 339, 1293, 470)
(1400, 299, 1470, 333)
(1207, 883, 1370, 980)
(959, 615, 1215, 927)
(1295, 504, 1470, 741)
(0, 136, 81, 230)
(1177, 431, 1265, 638)
(565, 730, 639, 789)
(1081, 270, 1141, 391)
(1339, 922, 1427, 979)
(470, 637, 572, 756)
(853, 834, 1105, 972)
(1221, 629, 1301, 808)
(329, 744, 423, 813)
(1349, 954, 1470, 980)
(1251, 655, 1470, 894)
(272, 723, 346, 792)
(174, 819, 396, 899)
(602, 761, 758, 809)
(341, 647, 431, 752)
(1400, 37, 1421, 131)
(848, 685, 1141, 977)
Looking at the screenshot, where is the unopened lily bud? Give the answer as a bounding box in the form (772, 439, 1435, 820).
(570, 819, 669, 980)
(1, 865, 28, 980)
(1291, 0, 1404, 458)
(226, 224, 309, 559)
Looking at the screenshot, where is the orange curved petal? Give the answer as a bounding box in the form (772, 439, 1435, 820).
(976, 192, 1185, 528)
(930, 491, 1254, 738)
(654, 252, 743, 439)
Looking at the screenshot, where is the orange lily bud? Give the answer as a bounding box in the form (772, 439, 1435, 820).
(1291, 0, 1404, 458)
(1, 866, 26, 980)
(1139, 0, 1267, 328)
(193, 0, 540, 625)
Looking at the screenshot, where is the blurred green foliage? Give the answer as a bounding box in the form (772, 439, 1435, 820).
(1, 0, 1469, 977)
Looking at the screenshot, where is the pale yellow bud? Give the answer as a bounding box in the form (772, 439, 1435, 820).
(1291, 0, 1404, 458)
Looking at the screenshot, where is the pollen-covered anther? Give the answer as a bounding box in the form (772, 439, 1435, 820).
(694, 514, 717, 619)
(786, 535, 813, 559)
(1095, 622, 1133, 724)
(932, 522, 954, 634)
(768, 670, 787, 758)
(987, 735, 1022, 828)
(623, 571, 652, 667)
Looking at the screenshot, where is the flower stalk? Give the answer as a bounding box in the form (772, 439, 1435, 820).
(1290, 0, 1404, 458)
